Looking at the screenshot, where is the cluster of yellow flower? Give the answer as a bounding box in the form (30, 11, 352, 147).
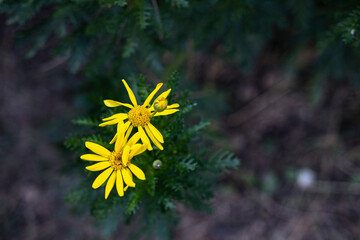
(81, 80, 179, 199)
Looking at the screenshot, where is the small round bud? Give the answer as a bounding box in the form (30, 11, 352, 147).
(351, 29, 355, 35)
(154, 97, 168, 112)
(153, 160, 162, 169)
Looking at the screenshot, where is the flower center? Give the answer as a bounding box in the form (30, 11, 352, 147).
(128, 105, 151, 127)
(109, 151, 124, 170)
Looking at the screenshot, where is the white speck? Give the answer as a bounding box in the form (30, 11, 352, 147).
(351, 29, 355, 35)
(297, 168, 316, 189)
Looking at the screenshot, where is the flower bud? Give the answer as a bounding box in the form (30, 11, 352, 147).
(154, 97, 168, 112)
(153, 160, 162, 169)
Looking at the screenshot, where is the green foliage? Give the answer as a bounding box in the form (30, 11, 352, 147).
(3, 0, 360, 81)
(208, 151, 240, 173)
(64, 74, 239, 238)
(0, 0, 189, 77)
(334, 7, 360, 47)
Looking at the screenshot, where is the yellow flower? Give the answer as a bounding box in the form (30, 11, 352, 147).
(153, 96, 168, 112)
(100, 79, 179, 151)
(80, 121, 148, 199)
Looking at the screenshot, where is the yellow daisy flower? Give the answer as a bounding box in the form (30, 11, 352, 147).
(99, 79, 179, 151)
(80, 121, 148, 199)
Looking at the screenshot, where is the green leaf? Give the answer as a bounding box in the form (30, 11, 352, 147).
(188, 120, 210, 135)
(209, 151, 240, 173)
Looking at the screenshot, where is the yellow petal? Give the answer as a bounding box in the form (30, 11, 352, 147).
(130, 145, 147, 159)
(80, 154, 108, 162)
(104, 99, 133, 109)
(147, 122, 164, 143)
(123, 125, 133, 145)
(143, 83, 163, 107)
(99, 118, 121, 127)
(126, 168, 135, 183)
(102, 113, 128, 121)
(145, 125, 163, 150)
(113, 121, 131, 146)
(85, 142, 111, 157)
(117, 119, 126, 137)
(122, 145, 130, 166)
(92, 168, 113, 189)
(130, 143, 147, 158)
(115, 121, 125, 152)
(105, 171, 116, 199)
(86, 161, 111, 171)
(130, 143, 142, 153)
(109, 133, 117, 144)
(124, 120, 131, 131)
(121, 168, 135, 187)
(138, 126, 153, 151)
(128, 163, 146, 180)
(127, 132, 141, 147)
(154, 109, 179, 116)
(167, 103, 180, 109)
(129, 144, 142, 156)
(122, 79, 138, 106)
(149, 89, 171, 109)
(156, 89, 171, 101)
(116, 170, 124, 197)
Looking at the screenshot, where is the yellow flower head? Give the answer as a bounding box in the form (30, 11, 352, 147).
(99, 79, 180, 151)
(153, 96, 168, 112)
(81, 121, 148, 199)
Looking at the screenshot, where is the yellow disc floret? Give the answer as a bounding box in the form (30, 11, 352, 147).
(128, 105, 151, 127)
(109, 151, 124, 170)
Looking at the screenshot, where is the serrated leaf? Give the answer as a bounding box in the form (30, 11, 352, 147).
(209, 151, 240, 173)
(177, 156, 197, 171)
(126, 193, 140, 215)
(188, 120, 210, 134)
(181, 102, 197, 114)
(122, 36, 138, 58)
